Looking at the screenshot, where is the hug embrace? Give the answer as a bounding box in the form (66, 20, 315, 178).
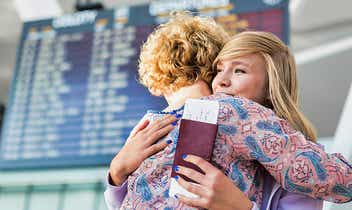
(105, 12, 352, 210)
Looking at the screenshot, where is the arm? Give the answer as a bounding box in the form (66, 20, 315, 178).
(109, 114, 177, 186)
(170, 154, 322, 210)
(221, 97, 352, 203)
(105, 114, 179, 209)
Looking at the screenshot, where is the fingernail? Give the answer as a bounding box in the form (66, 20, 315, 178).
(176, 114, 182, 118)
(181, 154, 187, 159)
(173, 165, 179, 172)
(172, 121, 177, 126)
(166, 140, 172, 144)
(174, 175, 179, 180)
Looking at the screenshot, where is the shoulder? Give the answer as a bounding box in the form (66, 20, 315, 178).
(202, 93, 276, 122)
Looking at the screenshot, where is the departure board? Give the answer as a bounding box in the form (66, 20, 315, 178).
(0, 105, 4, 136)
(0, 0, 289, 169)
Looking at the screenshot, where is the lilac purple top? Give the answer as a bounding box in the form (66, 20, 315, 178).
(105, 93, 352, 209)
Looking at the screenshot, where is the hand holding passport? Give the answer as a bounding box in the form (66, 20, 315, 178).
(169, 99, 219, 198)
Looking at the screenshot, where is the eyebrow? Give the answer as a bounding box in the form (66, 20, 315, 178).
(230, 61, 250, 67)
(217, 60, 250, 68)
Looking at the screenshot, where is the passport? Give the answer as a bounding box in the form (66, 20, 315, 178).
(170, 119, 218, 181)
(169, 99, 219, 199)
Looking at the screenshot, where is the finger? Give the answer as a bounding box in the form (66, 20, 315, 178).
(175, 175, 209, 198)
(175, 165, 207, 186)
(145, 124, 175, 145)
(175, 194, 208, 209)
(129, 119, 150, 138)
(148, 114, 177, 131)
(147, 114, 178, 133)
(144, 140, 170, 157)
(182, 154, 214, 175)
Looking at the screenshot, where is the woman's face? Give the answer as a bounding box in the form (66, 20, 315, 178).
(212, 53, 268, 105)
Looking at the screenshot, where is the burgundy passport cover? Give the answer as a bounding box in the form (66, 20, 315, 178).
(171, 119, 218, 183)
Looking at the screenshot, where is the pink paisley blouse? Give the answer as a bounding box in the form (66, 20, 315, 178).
(119, 93, 352, 209)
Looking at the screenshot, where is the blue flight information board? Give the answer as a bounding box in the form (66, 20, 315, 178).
(0, 0, 289, 170)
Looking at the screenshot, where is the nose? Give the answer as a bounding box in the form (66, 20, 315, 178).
(218, 78, 231, 87)
(214, 76, 231, 92)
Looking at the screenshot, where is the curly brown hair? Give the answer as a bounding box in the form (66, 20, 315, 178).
(138, 12, 230, 96)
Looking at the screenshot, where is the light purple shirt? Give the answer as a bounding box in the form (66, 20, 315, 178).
(104, 171, 323, 210)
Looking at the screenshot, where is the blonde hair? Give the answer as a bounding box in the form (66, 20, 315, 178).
(214, 31, 317, 141)
(138, 12, 229, 96)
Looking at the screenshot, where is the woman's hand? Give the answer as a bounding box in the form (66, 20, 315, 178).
(174, 154, 253, 210)
(109, 114, 179, 186)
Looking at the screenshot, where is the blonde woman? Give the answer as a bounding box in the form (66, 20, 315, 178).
(105, 14, 352, 209)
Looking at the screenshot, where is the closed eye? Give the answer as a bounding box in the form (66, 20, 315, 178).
(234, 69, 246, 74)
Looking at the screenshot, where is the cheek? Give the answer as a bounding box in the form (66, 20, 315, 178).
(251, 78, 268, 103)
(235, 77, 263, 100)
(235, 78, 251, 92)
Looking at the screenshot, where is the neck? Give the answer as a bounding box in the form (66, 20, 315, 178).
(163, 80, 212, 111)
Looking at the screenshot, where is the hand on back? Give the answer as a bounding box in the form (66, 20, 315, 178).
(109, 114, 179, 186)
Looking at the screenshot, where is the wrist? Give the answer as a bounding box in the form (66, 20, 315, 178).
(109, 165, 128, 186)
(229, 192, 253, 210)
(240, 199, 253, 210)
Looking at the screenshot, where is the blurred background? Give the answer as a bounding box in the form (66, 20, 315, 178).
(0, 0, 351, 209)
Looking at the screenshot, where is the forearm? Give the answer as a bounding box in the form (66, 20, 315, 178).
(109, 166, 128, 186)
(268, 135, 352, 203)
(227, 112, 352, 202)
(232, 120, 352, 202)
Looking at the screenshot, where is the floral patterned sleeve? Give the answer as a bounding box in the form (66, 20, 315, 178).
(219, 96, 352, 203)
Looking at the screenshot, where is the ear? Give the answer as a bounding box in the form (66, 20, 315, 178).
(161, 88, 171, 97)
